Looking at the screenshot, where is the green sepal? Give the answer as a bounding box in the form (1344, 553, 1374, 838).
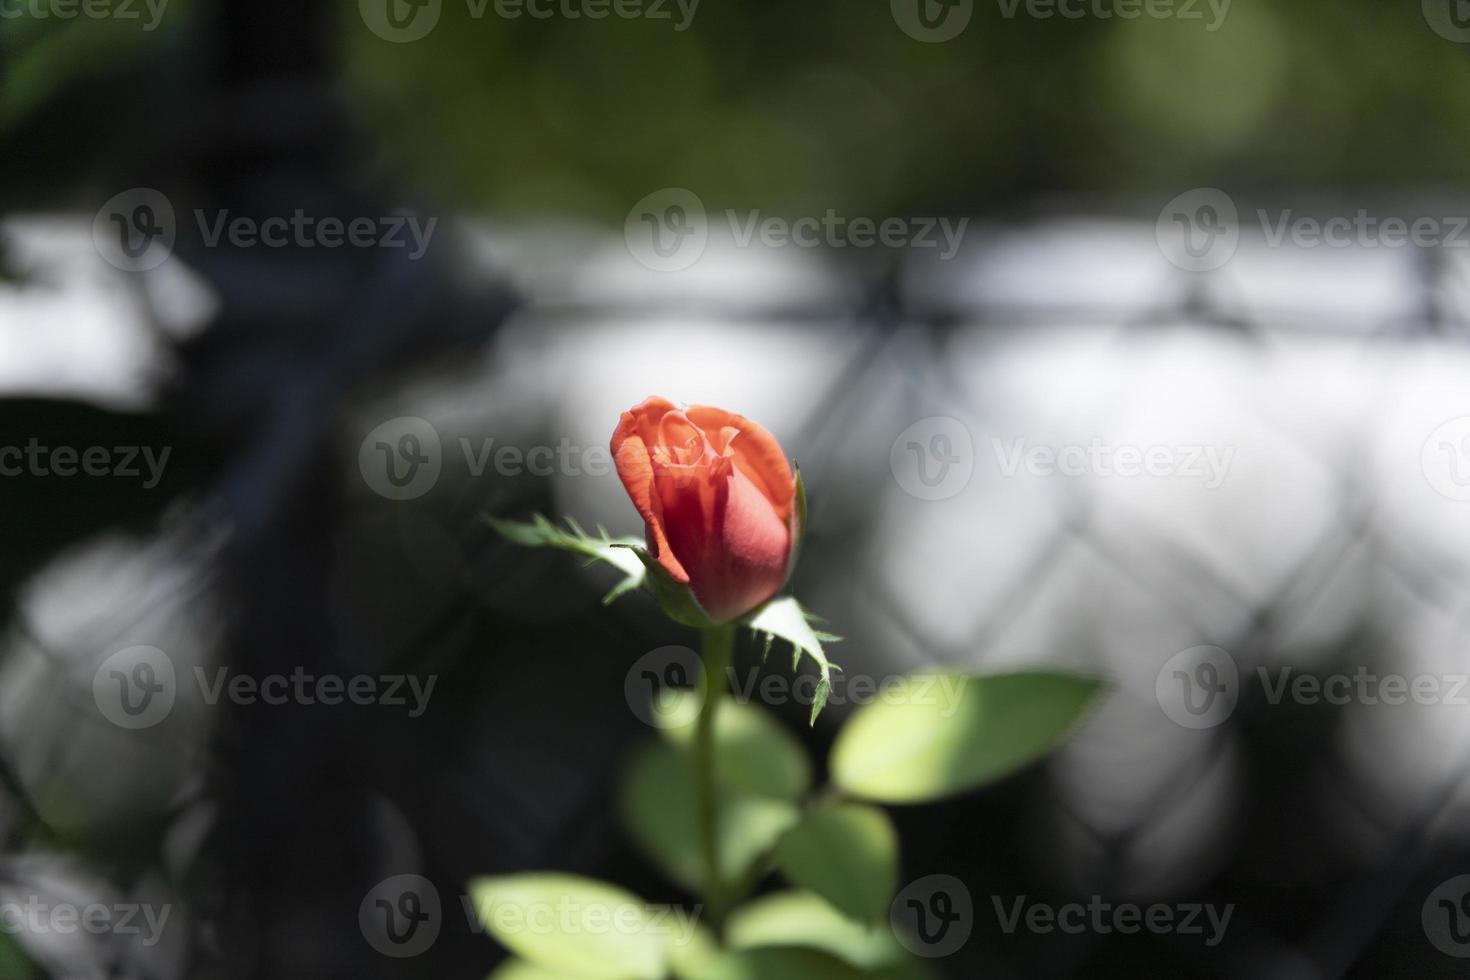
(484, 514, 647, 605)
(743, 597, 842, 726)
(784, 465, 808, 588)
(612, 544, 718, 629)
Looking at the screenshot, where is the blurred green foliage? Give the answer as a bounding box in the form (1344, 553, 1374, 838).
(5, 0, 1470, 217)
(338, 0, 1470, 219)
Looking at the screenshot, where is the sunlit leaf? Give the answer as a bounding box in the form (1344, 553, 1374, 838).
(725, 891, 908, 971)
(662, 695, 811, 801)
(774, 803, 898, 924)
(467, 874, 666, 980)
(667, 922, 722, 980)
(684, 946, 869, 980)
(831, 671, 1106, 804)
(620, 740, 799, 892)
(486, 959, 566, 980)
(745, 597, 840, 725)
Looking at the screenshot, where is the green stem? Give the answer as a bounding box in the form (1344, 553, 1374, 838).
(695, 623, 734, 937)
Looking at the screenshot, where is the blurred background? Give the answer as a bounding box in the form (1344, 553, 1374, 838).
(6, 0, 1470, 976)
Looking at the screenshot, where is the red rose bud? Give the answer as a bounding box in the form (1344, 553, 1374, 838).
(612, 397, 796, 622)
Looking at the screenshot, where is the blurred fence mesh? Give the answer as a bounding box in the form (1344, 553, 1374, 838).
(5, 211, 1470, 977)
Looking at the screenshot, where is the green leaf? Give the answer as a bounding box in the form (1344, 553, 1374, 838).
(0, 935, 34, 980)
(745, 597, 841, 726)
(662, 695, 812, 800)
(725, 891, 908, 971)
(773, 803, 898, 924)
(869, 963, 940, 980)
(620, 740, 800, 891)
(485, 515, 647, 604)
(831, 671, 1106, 804)
(487, 960, 566, 980)
(467, 874, 667, 980)
(684, 947, 869, 980)
(667, 922, 722, 980)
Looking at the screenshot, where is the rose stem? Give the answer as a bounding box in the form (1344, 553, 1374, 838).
(696, 622, 734, 938)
